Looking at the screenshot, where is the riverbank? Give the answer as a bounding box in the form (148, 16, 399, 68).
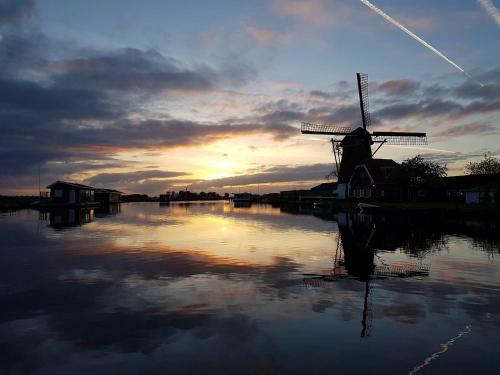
(0, 196, 38, 211)
(283, 199, 500, 216)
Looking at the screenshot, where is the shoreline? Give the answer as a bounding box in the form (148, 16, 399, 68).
(1, 195, 499, 216)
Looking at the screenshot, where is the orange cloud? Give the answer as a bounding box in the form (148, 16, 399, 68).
(245, 25, 291, 45)
(272, 0, 334, 27)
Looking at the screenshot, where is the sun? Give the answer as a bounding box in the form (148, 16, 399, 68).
(202, 159, 242, 180)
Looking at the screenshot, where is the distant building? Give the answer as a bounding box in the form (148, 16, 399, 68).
(280, 182, 338, 203)
(311, 182, 337, 196)
(94, 188, 122, 203)
(280, 189, 311, 202)
(443, 173, 500, 204)
(47, 181, 96, 206)
(348, 159, 399, 200)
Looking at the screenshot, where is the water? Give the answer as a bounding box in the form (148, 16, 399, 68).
(1, 202, 499, 374)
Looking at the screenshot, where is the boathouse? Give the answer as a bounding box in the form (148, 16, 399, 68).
(47, 181, 96, 206)
(95, 188, 122, 203)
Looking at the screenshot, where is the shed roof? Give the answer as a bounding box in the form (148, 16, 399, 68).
(95, 188, 123, 194)
(47, 181, 95, 190)
(311, 182, 338, 191)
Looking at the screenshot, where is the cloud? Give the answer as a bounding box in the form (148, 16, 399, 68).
(0, 78, 119, 119)
(51, 48, 222, 94)
(190, 163, 334, 190)
(272, 0, 334, 27)
(85, 170, 189, 187)
(0, 0, 35, 26)
(376, 79, 420, 96)
(0, 117, 297, 174)
(433, 122, 497, 138)
(374, 99, 462, 121)
(245, 25, 291, 45)
(477, 0, 500, 27)
(453, 82, 500, 100)
(310, 90, 334, 100)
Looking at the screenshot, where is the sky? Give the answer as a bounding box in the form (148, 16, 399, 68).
(0, 0, 499, 195)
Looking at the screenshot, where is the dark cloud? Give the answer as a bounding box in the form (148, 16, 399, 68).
(0, 32, 50, 79)
(433, 122, 497, 138)
(0, 0, 35, 25)
(86, 170, 189, 187)
(374, 99, 461, 121)
(376, 79, 420, 96)
(310, 90, 334, 100)
(0, 78, 119, 119)
(53, 48, 217, 93)
(257, 99, 301, 113)
(453, 82, 500, 100)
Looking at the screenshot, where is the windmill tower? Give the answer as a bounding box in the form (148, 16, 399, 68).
(301, 73, 427, 198)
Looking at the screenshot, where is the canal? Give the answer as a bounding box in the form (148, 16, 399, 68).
(1, 202, 499, 374)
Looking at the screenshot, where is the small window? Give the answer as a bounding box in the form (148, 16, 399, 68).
(54, 189, 62, 198)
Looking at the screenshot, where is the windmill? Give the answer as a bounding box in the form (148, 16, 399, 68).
(301, 73, 427, 198)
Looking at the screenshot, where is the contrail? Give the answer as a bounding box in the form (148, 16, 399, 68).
(360, 0, 483, 86)
(386, 145, 456, 154)
(478, 0, 500, 27)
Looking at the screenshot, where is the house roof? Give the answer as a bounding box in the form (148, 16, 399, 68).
(46, 181, 95, 190)
(311, 182, 338, 191)
(352, 159, 399, 184)
(95, 188, 123, 194)
(443, 173, 500, 189)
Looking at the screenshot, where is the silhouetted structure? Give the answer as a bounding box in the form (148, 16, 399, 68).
(47, 181, 97, 206)
(301, 73, 427, 199)
(95, 188, 122, 203)
(443, 173, 500, 204)
(232, 193, 253, 207)
(348, 159, 399, 200)
(159, 191, 222, 202)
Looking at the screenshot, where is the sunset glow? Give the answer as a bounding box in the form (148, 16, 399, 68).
(0, 0, 498, 195)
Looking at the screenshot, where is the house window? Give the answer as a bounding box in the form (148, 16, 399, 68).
(359, 189, 365, 198)
(380, 190, 385, 197)
(54, 189, 62, 198)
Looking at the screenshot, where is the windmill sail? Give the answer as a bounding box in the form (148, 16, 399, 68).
(357, 73, 371, 130)
(301, 122, 355, 135)
(372, 131, 427, 145)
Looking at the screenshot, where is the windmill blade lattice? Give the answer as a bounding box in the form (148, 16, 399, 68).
(301, 122, 356, 135)
(357, 73, 371, 130)
(372, 134, 427, 145)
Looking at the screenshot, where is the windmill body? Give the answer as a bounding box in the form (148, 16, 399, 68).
(302, 73, 427, 199)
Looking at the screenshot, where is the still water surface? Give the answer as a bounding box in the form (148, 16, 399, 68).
(1, 202, 499, 374)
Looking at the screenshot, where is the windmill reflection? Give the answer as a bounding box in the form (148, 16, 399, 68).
(305, 211, 430, 337)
